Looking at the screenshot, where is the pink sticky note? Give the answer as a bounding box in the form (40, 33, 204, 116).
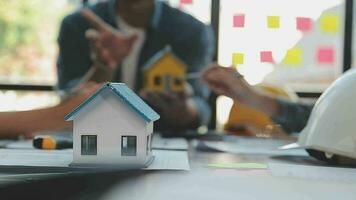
(297, 17, 312, 32)
(260, 51, 273, 63)
(180, 0, 193, 4)
(317, 47, 335, 64)
(233, 14, 245, 28)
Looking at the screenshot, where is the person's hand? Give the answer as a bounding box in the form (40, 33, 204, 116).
(202, 64, 259, 104)
(81, 9, 138, 69)
(0, 82, 101, 138)
(140, 91, 199, 131)
(202, 64, 279, 117)
(226, 123, 292, 140)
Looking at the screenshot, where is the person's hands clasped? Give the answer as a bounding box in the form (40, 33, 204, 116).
(81, 9, 138, 69)
(140, 91, 199, 131)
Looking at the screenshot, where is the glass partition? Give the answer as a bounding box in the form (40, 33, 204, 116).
(217, 0, 345, 127)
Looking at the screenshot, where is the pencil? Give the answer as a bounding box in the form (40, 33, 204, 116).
(182, 70, 244, 80)
(184, 72, 202, 80)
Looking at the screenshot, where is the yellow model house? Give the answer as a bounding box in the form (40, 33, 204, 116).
(143, 46, 187, 93)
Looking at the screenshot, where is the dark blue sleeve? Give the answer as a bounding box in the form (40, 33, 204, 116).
(57, 13, 92, 90)
(174, 24, 215, 126)
(187, 26, 215, 126)
(272, 98, 314, 133)
(155, 3, 215, 127)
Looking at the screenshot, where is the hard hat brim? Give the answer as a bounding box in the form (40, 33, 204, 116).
(279, 142, 302, 150)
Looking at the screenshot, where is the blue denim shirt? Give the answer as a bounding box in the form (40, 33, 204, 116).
(272, 99, 314, 133)
(57, 0, 215, 126)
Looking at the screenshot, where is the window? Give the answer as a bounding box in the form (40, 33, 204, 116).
(154, 76, 161, 86)
(146, 135, 150, 155)
(174, 77, 183, 86)
(150, 134, 153, 152)
(0, 0, 77, 111)
(121, 136, 137, 156)
(81, 135, 97, 155)
(0, 90, 59, 112)
(0, 0, 76, 85)
(219, 0, 344, 88)
(0, 0, 211, 111)
(216, 0, 346, 128)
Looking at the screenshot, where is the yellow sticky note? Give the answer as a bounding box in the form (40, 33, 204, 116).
(283, 48, 302, 65)
(207, 163, 268, 170)
(320, 14, 339, 33)
(232, 53, 244, 65)
(267, 16, 280, 28)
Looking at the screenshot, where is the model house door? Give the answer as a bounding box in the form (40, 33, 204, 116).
(164, 75, 172, 92)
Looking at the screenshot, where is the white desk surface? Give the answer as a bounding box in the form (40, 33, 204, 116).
(0, 138, 355, 200)
(100, 147, 356, 200)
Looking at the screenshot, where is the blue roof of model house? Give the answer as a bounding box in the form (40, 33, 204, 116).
(65, 83, 160, 122)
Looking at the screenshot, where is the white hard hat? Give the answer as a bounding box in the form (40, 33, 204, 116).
(283, 69, 356, 164)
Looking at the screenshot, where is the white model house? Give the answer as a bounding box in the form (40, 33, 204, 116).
(65, 83, 160, 168)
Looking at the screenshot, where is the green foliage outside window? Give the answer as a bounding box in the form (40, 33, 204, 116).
(0, 0, 75, 84)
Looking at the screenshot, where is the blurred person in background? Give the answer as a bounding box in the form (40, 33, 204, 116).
(202, 64, 313, 136)
(57, 0, 215, 131)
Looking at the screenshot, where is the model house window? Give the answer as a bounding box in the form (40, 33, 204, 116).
(121, 136, 137, 156)
(174, 77, 182, 86)
(146, 135, 150, 155)
(154, 76, 161, 85)
(81, 135, 97, 155)
(150, 134, 153, 152)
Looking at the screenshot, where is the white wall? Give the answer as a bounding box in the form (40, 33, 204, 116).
(72, 89, 150, 166)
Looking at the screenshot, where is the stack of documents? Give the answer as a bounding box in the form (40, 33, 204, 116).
(0, 134, 190, 171)
(152, 134, 189, 151)
(196, 136, 308, 156)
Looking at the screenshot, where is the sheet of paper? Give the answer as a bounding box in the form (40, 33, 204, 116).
(6, 140, 33, 149)
(0, 173, 67, 186)
(0, 149, 72, 168)
(180, 0, 193, 5)
(152, 134, 189, 150)
(197, 137, 308, 157)
(283, 48, 302, 65)
(0, 140, 16, 148)
(317, 46, 335, 64)
(320, 14, 339, 33)
(0, 148, 189, 171)
(260, 51, 273, 63)
(145, 150, 190, 171)
(267, 16, 280, 28)
(233, 14, 245, 28)
(232, 53, 244, 65)
(207, 162, 267, 170)
(296, 17, 312, 32)
(269, 161, 356, 183)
